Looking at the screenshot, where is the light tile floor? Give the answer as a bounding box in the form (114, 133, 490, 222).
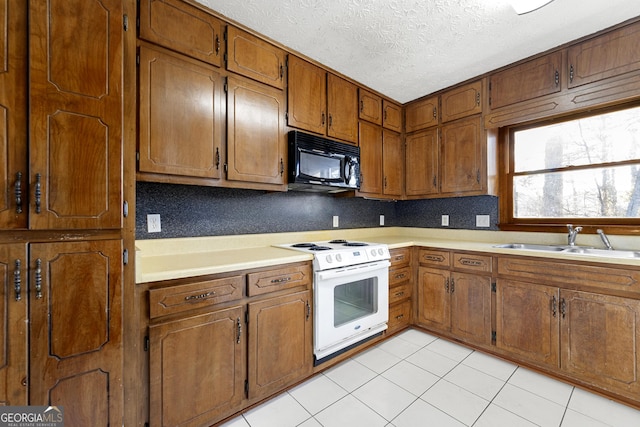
(220, 329, 640, 427)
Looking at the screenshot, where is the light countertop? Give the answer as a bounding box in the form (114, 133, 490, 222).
(135, 227, 640, 283)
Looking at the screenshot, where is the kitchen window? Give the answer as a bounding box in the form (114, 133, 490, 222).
(501, 103, 640, 230)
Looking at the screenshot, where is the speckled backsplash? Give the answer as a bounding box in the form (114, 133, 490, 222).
(135, 182, 499, 239)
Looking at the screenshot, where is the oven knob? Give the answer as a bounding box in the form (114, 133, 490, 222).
(335, 254, 342, 262)
(370, 249, 377, 257)
(326, 255, 333, 263)
(378, 248, 384, 255)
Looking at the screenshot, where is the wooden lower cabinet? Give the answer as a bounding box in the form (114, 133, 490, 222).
(388, 248, 412, 333)
(30, 240, 123, 426)
(247, 290, 312, 399)
(146, 262, 312, 426)
(149, 306, 244, 427)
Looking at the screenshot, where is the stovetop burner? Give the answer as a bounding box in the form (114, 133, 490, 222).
(292, 243, 317, 248)
(343, 242, 368, 247)
(328, 239, 347, 244)
(308, 246, 332, 251)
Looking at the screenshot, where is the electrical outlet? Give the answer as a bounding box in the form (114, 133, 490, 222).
(441, 215, 449, 226)
(476, 214, 490, 228)
(147, 214, 162, 233)
(379, 215, 385, 226)
(332, 216, 339, 228)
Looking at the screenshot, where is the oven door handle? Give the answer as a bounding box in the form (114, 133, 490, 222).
(316, 260, 390, 281)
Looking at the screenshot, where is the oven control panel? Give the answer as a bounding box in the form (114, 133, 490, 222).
(315, 245, 390, 270)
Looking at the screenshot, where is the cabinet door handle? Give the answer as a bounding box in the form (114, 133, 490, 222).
(552, 295, 557, 318)
(433, 107, 437, 119)
(384, 110, 388, 122)
(432, 175, 437, 188)
(215, 35, 220, 55)
(328, 114, 333, 128)
(279, 64, 284, 80)
(569, 64, 574, 83)
(14, 172, 23, 214)
(444, 277, 449, 293)
(476, 92, 481, 106)
(14, 260, 21, 301)
(561, 298, 566, 318)
(215, 147, 220, 170)
(280, 158, 284, 176)
(476, 169, 481, 184)
(450, 277, 455, 294)
(34, 173, 42, 214)
(34, 259, 42, 299)
(321, 112, 325, 126)
(360, 99, 364, 112)
(306, 300, 311, 320)
(554, 70, 559, 87)
(236, 317, 242, 344)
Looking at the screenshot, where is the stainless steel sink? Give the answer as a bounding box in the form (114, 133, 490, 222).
(562, 247, 640, 258)
(494, 243, 640, 259)
(493, 243, 567, 251)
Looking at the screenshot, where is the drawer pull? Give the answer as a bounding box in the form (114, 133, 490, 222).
(423, 255, 444, 262)
(184, 291, 216, 301)
(271, 276, 292, 284)
(394, 255, 405, 261)
(395, 314, 404, 320)
(460, 259, 483, 266)
(395, 273, 406, 280)
(394, 291, 405, 297)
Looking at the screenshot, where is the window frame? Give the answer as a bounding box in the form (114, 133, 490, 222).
(498, 102, 640, 235)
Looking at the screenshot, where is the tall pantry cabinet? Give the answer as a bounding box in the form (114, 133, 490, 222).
(0, 1, 134, 425)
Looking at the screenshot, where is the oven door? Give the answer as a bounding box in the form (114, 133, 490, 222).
(314, 260, 390, 361)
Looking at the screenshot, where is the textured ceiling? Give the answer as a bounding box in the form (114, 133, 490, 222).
(196, 0, 640, 103)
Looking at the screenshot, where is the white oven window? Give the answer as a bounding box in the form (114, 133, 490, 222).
(334, 277, 378, 327)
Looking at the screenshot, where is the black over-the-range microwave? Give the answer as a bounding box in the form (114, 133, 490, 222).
(287, 130, 360, 192)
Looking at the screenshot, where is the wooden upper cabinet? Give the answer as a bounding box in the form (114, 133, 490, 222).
(568, 21, 640, 89)
(287, 56, 358, 144)
(0, 0, 27, 229)
(406, 96, 438, 133)
(358, 121, 383, 195)
(138, 44, 223, 180)
(441, 80, 483, 123)
(226, 26, 285, 89)
(226, 76, 286, 187)
(359, 88, 382, 125)
(382, 130, 403, 197)
(327, 74, 358, 143)
(489, 52, 562, 109)
(382, 100, 402, 132)
(0, 243, 28, 406)
(287, 55, 326, 135)
(29, 0, 123, 230)
(139, 0, 223, 67)
(440, 116, 483, 195)
(405, 128, 439, 197)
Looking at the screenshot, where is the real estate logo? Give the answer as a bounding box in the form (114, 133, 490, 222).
(0, 406, 63, 427)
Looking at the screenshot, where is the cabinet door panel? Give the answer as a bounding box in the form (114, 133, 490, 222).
(358, 121, 382, 195)
(382, 100, 402, 132)
(568, 22, 640, 88)
(29, 0, 123, 229)
(406, 96, 438, 132)
(29, 240, 123, 425)
(139, 0, 223, 66)
(0, 0, 27, 229)
(0, 243, 27, 406)
(138, 44, 222, 179)
(226, 26, 285, 89)
(149, 306, 244, 427)
(440, 117, 483, 194)
(226, 76, 286, 185)
(405, 128, 439, 196)
(496, 279, 559, 368)
(417, 267, 450, 331)
(382, 130, 403, 196)
(287, 56, 326, 134)
(561, 290, 640, 398)
(327, 74, 358, 144)
(359, 88, 382, 125)
(489, 52, 562, 109)
(441, 80, 482, 123)
(450, 272, 491, 346)
(248, 290, 312, 400)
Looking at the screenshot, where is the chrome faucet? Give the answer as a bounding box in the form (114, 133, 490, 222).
(597, 229, 614, 250)
(567, 224, 582, 246)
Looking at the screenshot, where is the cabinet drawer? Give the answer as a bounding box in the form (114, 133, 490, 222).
(453, 252, 492, 273)
(418, 249, 450, 267)
(248, 264, 312, 296)
(389, 283, 412, 305)
(390, 247, 411, 268)
(388, 300, 411, 330)
(149, 275, 244, 319)
(389, 266, 411, 286)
